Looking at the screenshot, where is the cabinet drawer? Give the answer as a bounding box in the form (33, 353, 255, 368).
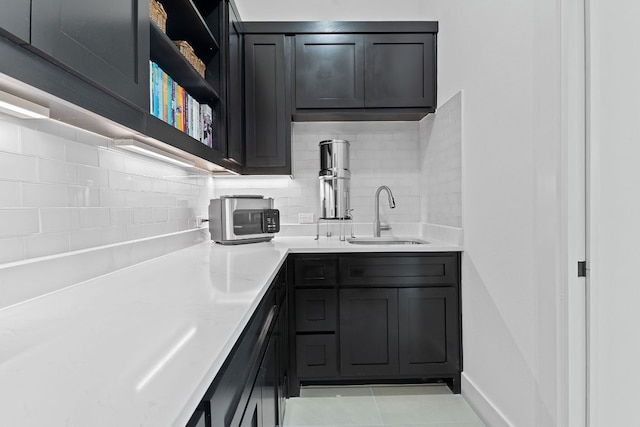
(294, 257, 338, 287)
(295, 289, 337, 332)
(296, 334, 338, 378)
(339, 254, 458, 287)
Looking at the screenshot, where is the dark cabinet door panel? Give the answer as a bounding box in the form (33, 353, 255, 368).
(30, 0, 149, 108)
(226, 3, 244, 165)
(340, 288, 399, 376)
(398, 288, 459, 375)
(295, 34, 364, 108)
(339, 254, 458, 287)
(365, 34, 436, 108)
(0, 0, 30, 44)
(244, 34, 289, 169)
(294, 257, 338, 287)
(296, 334, 337, 378)
(295, 289, 337, 332)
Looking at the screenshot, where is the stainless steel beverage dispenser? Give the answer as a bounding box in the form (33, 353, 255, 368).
(319, 139, 351, 219)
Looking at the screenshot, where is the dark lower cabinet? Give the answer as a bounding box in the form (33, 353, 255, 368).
(243, 34, 291, 174)
(29, 0, 150, 109)
(291, 253, 462, 394)
(398, 287, 459, 376)
(296, 334, 338, 379)
(189, 262, 288, 427)
(0, 0, 30, 44)
(339, 288, 399, 377)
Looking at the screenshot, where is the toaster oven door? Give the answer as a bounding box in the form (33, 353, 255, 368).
(233, 209, 268, 235)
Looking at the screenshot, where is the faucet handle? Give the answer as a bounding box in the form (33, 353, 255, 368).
(380, 223, 392, 231)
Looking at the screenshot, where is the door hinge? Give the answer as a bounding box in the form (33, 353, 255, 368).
(578, 261, 587, 277)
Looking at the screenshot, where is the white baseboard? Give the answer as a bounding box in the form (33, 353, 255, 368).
(462, 373, 514, 427)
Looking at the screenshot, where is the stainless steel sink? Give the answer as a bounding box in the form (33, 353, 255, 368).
(346, 237, 430, 245)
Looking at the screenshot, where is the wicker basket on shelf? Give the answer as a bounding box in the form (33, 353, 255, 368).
(173, 40, 206, 78)
(150, 0, 167, 32)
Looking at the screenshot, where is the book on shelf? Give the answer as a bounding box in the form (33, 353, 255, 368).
(149, 61, 213, 145)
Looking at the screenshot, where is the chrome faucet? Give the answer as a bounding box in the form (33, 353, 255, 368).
(373, 185, 396, 237)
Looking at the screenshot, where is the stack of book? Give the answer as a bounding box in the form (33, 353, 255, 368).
(149, 61, 213, 148)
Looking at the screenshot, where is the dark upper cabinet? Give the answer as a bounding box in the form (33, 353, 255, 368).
(292, 28, 437, 118)
(339, 288, 399, 377)
(295, 34, 364, 109)
(365, 33, 436, 108)
(243, 34, 291, 174)
(0, 0, 30, 44)
(29, 0, 150, 109)
(226, 1, 244, 165)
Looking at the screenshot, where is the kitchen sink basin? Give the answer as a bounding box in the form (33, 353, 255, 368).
(346, 237, 430, 245)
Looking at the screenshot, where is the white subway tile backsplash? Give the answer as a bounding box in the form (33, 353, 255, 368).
(24, 232, 70, 258)
(98, 148, 125, 172)
(0, 118, 208, 265)
(0, 151, 38, 182)
(38, 158, 78, 184)
(419, 92, 462, 228)
(0, 209, 39, 237)
(65, 140, 99, 166)
(111, 208, 135, 226)
(67, 186, 101, 207)
(69, 228, 102, 251)
(0, 120, 22, 153)
(0, 181, 21, 208)
(99, 188, 127, 207)
(101, 225, 127, 245)
(22, 183, 68, 207)
(77, 165, 109, 187)
(0, 236, 24, 263)
(21, 128, 67, 160)
(79, 208, 110, 228)
(40, 208, 80, 233)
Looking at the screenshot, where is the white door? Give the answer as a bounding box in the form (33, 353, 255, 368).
(586, 0, 640, 425)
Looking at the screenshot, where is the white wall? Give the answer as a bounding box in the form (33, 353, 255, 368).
(587, 0, 640, 424)
(234, 0, 567, 426)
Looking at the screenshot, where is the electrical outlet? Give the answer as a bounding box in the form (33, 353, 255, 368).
(298, 213, 314, 224)
(196, 216, 205, 228)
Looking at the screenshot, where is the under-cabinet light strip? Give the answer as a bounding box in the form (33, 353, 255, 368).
(115, 138, 195, 168)
(0, 90, 50, 119)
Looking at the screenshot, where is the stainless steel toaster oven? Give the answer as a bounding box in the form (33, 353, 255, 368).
(208, 195, 280, 244)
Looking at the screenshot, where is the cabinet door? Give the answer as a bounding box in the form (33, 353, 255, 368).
(295, 289, 337, 332)
(261, 335, 278, 427)
(244, 34, 290, 171)
(30, 0, 150, 108)
(339, 288, 399, 376)
(295, 34, 364, 108)
(239, 381, 262, 427)
(364, 34, 436, 108)
(226, 2, 244, 165)
(398, 287, 460, 375)
(296, 334, 337, 379)
(0, 0, 30, 44)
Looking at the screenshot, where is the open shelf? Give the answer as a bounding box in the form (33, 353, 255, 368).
(157, 0, 219, 62)
(150, 22, 220, 103)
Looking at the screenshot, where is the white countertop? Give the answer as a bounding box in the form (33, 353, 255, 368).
(0, 236, 461, 427)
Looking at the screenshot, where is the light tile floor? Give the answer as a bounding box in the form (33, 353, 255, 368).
(283, 384, 487, 427)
